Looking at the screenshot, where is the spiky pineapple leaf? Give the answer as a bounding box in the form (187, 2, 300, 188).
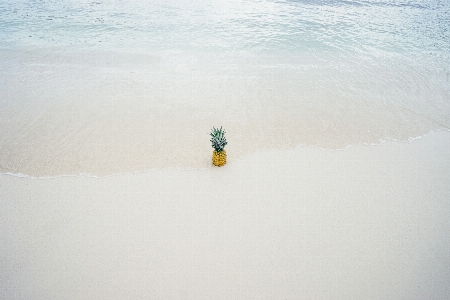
(209, 126, 227, 152)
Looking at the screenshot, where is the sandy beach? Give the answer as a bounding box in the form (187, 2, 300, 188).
(1, 130, 449, 299)
(2, 0, 449, 298)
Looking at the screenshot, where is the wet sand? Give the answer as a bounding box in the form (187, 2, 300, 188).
(2, 49, 448, 177)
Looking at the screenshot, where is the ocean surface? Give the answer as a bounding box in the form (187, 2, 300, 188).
(0, 0, 449, 177)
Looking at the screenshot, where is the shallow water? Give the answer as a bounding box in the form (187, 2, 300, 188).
(0, 0, 449, 176)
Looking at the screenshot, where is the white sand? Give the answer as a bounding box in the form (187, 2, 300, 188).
(1, 131, 450, 299)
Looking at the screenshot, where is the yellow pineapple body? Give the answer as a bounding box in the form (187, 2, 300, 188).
(212, 150, 227, 166)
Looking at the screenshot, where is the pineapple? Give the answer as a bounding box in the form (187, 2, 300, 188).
(210, 126, 227, 166)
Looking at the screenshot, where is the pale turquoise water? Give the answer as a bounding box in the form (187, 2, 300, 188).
(0, 0, 449, 176)
(1, 0, 449, 57)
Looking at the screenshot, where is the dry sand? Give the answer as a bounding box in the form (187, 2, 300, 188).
(1, 131, 450, 299)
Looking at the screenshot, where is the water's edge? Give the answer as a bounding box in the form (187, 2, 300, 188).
(2, 129, 448, 180)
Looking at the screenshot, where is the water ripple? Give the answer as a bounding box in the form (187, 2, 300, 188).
(0, 0, 448, 59)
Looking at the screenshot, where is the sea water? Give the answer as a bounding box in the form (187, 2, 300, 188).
(0, 0, 449, 176)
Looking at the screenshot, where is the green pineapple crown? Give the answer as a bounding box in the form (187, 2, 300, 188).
(209, 126, 227, 152)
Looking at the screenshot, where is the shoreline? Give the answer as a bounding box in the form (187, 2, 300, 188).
(1, 130, 449, 299)
(1, 129, 448, 179)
